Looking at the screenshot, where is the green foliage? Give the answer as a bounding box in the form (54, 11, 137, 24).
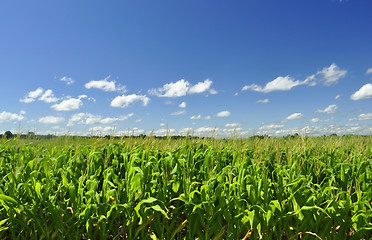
(0, 136, 371, 239)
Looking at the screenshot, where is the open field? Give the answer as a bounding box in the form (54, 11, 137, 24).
(0, 135, 371, 239)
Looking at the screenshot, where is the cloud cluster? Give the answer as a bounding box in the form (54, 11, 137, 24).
(149, 79, 214, 97)
(0, 111, 25, 123)
(20, 88, 59, 103)
(68, 112, 134, 126)
(60, 76, 74, 85)
(242, 63, 346, 93)
(190, 115, 211, 120)
(349, 113, 372, 121)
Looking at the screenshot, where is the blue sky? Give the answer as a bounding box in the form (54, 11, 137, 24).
(1, 0, 372, 137)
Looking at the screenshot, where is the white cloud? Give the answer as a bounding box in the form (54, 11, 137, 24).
(242, 76, 302, 93)
(179, 102, 187, 108)
(20, 88, 44, 103)
(85, 76, 126, 92)
(190, 115, 211, 120)
(350, 83, 372, 101)
(60, 76, 74, 85)
(149, 79, 213, 97)
(170, 110, 186, 116)
(366, 68, 372, 75)
(304, 63, 347, 86)
(225, 123, 241, 128)
(257, 99, 269, 103)
(135, 118, 142, 123)
(209, 89, 218, 95)
(311, 118, 321, 123)
(316, 104, 338, 114)
(39, 90, 59, 103)
(154, 128, 176, 136)
(111, 94, 150, 108)
(194, 126, 218, 136)
(89, 126, 116, 136)
(100, 113, 134, 124)
(0, 111, 25, 123)
(188, 79, 213, 94)
(67, 113, 85, 126)
(242, 64, 347, 94)
(335, 94, 341, 100)
(217, 110, 231, 117)
(350, 113, 372, 121)
(86, 115, 102, 125)
(149, 79, 190, 97)
(259, 124, 284, 131)
(39, 116, 65, 124)
(51, 98, 83, 111)
(285, 113, 305, 121)
(118, 128, 146, 136)
(68, 112, 134, 126)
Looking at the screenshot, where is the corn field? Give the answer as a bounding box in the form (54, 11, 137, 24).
(0, 136, 371, 239)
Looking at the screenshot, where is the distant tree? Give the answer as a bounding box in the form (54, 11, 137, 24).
(4, 131, 14, 139)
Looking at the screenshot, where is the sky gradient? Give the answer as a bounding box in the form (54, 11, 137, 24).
(1, 0, 372, 137)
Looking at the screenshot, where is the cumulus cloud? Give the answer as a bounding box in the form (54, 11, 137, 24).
(39, 116, 65, 124)
(366, 68, 372, 75)
(242, 64, 346, 93)
(39, 90, 59, 103)
(170, 110, 186, 116)
(190, 115, 211, 120)
(350, 113, 372, 121)
(335, 94, 341, 100)
(117, 128, 146, 136)
(111, 94, 150, 108)
(311, 118, 321, 123)
(225, 123, 241, 128)
(188, 79, 213, 94)
(89, 126, 116, 136)
(316, 104, 338, 114)
(242, 76, 302, 93)
(68, 112, 134, 126)
(20, 88, 44, 103)
(217, 110, 231, 117)
(154, 128, 176, 136)
(85, 76, 126, 92)
(60, 76, 74, 85)
(285, 113, 305, 121)
(350, 83, 372, 101)
(149, 79, 213, 97)
(259, 124, 284, 131)
(179, 102, 187, 108)
(100, 113, 134, 124)
(194, 126, 218, 136)
(0, 111, 25, 123)
(51, 97, 83, 111)
(305, 63, 347, 86)
(149, 79, 189, 97)
(257, 99, 269, 103)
